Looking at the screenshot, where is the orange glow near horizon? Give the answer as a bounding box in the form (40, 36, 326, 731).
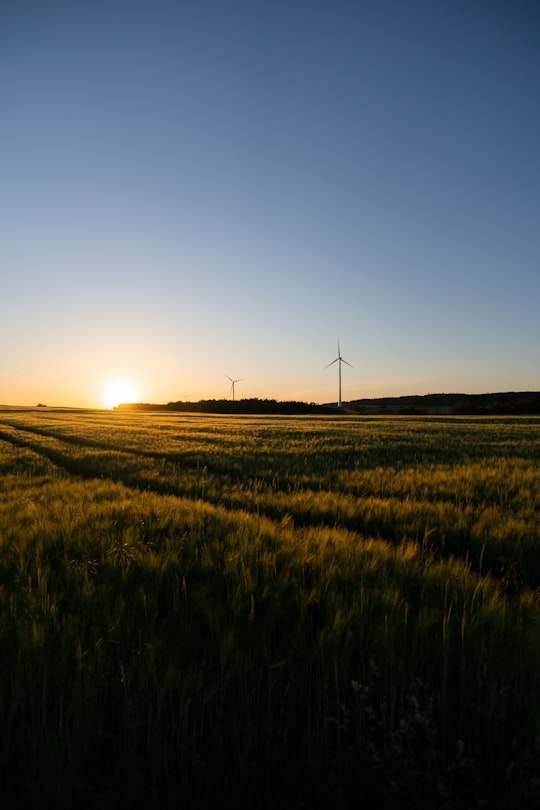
(102, 380, 141, 410)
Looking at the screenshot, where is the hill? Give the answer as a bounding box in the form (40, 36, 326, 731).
(346, 391, 540, 415)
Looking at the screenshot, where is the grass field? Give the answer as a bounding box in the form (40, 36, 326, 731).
(0, 408, 539, 808)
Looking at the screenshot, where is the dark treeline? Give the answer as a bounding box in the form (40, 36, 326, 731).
(349, 391, 540, 415)
(117, 393, 540, 416)
(118, 398, 339, 415)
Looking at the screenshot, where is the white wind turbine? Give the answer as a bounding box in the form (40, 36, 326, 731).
(226, 374, 243, 401)
(325, 341, 352, 408)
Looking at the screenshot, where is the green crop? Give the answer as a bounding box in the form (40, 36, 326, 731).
(0, 409, 539, 808)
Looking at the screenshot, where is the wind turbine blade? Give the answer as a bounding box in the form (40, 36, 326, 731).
(325, 358, 339, 368)
(342, 359, 353, 368)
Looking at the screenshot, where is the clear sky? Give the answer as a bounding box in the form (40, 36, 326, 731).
(1, 1, 539, 408)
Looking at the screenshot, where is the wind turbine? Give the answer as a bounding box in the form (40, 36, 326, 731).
(325, 341, 352, 408)
(226, 374, 243, 401)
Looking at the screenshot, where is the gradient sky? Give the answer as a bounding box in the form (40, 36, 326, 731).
(2, 1, 539, 408)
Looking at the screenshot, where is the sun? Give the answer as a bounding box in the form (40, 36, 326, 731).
(102, 379, 141, 410)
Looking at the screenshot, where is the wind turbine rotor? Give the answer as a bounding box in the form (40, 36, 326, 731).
(324, 340, 353, 407)
(225, 374, 243, 401)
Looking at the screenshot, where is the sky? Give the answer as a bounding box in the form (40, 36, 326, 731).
(1, 0, 539, 408)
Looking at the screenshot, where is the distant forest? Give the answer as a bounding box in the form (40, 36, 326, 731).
(118, 398, 337, 415)
(118, 392, 540, 415)
(348, 391, 540, 415)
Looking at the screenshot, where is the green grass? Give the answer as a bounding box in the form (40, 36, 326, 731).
(0, 409, 539, 808)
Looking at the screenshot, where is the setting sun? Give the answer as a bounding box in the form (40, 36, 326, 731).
(102, 380, 141, 410)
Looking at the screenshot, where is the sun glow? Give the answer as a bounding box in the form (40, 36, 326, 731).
(102, 379, 141, 410)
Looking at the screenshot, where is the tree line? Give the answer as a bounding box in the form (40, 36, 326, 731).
(118, 398, 339, 415)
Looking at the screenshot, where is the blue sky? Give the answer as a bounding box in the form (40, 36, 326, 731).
(1, 1, 539, 408)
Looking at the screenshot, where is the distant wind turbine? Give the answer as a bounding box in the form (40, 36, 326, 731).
(325, 341, 353, 408)
(226, 374, 243, 401)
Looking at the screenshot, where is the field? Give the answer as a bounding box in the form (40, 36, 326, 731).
(0, 408, 539, 809)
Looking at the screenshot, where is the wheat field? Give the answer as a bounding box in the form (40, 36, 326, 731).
(0, 408, 539, 808)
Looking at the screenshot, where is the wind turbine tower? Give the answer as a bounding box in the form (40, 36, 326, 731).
(325, 342, 353, 408)
(226, 375, 243, 401)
